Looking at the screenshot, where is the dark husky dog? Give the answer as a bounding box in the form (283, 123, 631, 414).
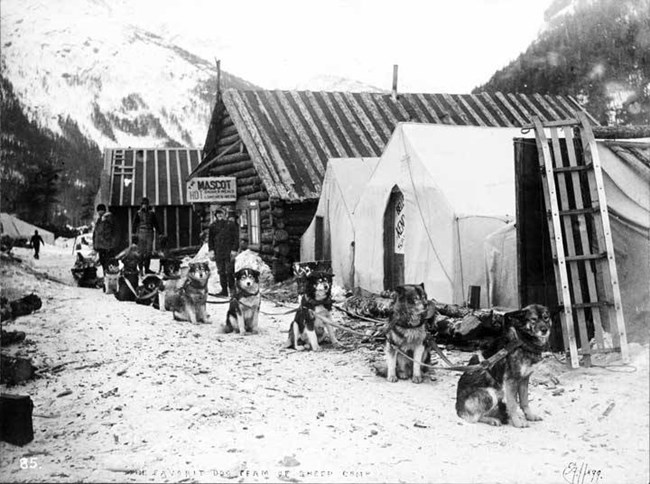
(225, 268, 261, 334)
(455, 304, 551, 427)
(384, 283, 435, 383)
(71, 252, 99, 288)
(167, 262, 211, 324)
(286, 271, 338, 351)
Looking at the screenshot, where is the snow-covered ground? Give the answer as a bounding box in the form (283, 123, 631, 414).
(1, 244, 648, 483)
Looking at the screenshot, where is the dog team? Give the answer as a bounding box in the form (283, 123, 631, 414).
(91, 201, 552, 428)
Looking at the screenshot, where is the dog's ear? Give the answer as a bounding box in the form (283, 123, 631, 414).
(394, 286, 406, 298)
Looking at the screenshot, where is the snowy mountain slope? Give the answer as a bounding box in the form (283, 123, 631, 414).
(0, 0, 257, 150)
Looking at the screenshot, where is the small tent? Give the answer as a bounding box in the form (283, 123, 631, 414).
(300, 157, 379, 288)
(0, 213, 55, 245)
(353, 123, 528, 306)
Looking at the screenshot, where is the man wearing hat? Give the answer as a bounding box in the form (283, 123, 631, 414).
(132, 197, 159, 274)
(93, 203, 119, 274)
(208, 207, 239, 296)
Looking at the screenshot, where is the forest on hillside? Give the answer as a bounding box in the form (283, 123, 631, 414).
(0, 74, 103, 231)
(476, 0, 650, 125)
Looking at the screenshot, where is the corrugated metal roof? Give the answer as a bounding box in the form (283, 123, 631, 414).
(106, 148, 202, 207)
(219, 89, 598, 201)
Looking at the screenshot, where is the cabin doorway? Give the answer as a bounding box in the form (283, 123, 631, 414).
(383, 186, 405, 290)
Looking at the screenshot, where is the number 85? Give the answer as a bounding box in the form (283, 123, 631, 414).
(19, 457, 38, 469)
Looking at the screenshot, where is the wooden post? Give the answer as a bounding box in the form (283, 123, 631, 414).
(468, 286, 481, 310)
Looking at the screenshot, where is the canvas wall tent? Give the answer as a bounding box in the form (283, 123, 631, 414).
(515, 137, 650, 344)
(95, 148, 203, 251)
(353, 123, 534, 306)
(300, 157, 379, 288)
(0, 213, 55, 245)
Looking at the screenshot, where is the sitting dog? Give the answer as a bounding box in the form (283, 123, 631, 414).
(224, 268, 261, 334)
(384, 283, 435, 383)
(103, 259, 120, 295)
(167, 261, 211, 324)
(455, 304, 551, 428)
(286, 271, 338, 351)
(156, 259, 183, 311)
(114, 270, 139, 302)
(71, 252, 99, 288)
(135, 275, 164, 306)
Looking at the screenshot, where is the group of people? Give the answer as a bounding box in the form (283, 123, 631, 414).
(92, 197, 241, 296)
(93, 197, 159, 278)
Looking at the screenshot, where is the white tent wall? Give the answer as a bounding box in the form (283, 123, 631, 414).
(484, 222, 519, 308)
(354, 123, 525, 304)
(599, 141, 650, 342)
(454, 215, 511, 307)
(0, 213, 55, 245)
(300, 158, 378, 288)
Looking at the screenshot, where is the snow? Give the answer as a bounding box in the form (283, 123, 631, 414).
(0, 245, 648, 483)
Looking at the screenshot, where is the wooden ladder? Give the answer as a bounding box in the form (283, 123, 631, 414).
(532, 113, 629, 369)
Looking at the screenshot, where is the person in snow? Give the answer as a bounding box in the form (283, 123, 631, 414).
(208, 207, 239, 296)
(132, 197, 159, 275)
(30, 230, 44, 259)
(93, 203, 119, 275)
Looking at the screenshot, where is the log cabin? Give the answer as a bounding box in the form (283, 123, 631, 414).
(191, 87, 596, 281)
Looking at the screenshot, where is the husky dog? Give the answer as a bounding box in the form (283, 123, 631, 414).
(384, 283, 435, 383)
(455, 304, 551, 427)
(103, 259, 120, 295)
(71, 252, 99, 288)
(135, 274, 164, 306)
(168, 262, 211, 324)
(286, 272, 338, 351)
(156, 259, 183, 311)
(225, 268, 261, 334)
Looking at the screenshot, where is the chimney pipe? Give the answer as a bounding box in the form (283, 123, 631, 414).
(392, 64, 398, 101)
(215, 58, 222, 96)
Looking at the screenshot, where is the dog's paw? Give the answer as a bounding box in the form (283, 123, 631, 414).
(387, 375, 398, 383)
(412, 375, 423, 384)
(480, 417, 502, 426)
(509, 416, 529, 428)
(524, 410, 543, 422)
(312, 346, 322, 352)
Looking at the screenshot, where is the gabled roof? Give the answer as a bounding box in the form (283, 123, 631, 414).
(101, 148, 202, 207)
(214, 89, 598, 202)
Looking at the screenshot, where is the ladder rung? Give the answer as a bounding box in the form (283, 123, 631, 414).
(578, 347, 621, 355)
(553, 163, 593, 173)
(556, 253, 607, 262)
(572, 301, 613, 309)
(556, 207, 599, 217)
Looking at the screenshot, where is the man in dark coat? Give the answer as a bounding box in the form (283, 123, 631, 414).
(30, 230, 44, 259)
(93, 204, 119, 274)
(208, 208, 239, 296)
(132, 197, 159, 274)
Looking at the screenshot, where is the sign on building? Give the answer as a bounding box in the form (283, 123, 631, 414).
(186, 177, 237, 203)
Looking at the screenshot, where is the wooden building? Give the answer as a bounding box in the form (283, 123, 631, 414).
(192, 88, 596, 280)
(95, 147, 204, 251)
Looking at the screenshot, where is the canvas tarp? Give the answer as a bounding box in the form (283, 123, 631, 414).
(353, 123, 524, 306)
(0, 213, 55, 245)
(300, 157, 379, 288)
(489, 139, 650, 338)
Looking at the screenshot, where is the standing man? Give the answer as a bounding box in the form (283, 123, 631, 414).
(132, 197, 159, 275)
(208, 207, 239, 296)
(30, 230, 44, 259)
(93, 204, 119, 275)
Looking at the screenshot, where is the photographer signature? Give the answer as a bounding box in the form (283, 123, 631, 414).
(563, 462, 603, 484)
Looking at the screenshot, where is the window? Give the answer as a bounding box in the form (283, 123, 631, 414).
(247, 200, 261, 248)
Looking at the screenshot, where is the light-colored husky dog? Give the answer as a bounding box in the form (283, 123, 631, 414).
(164, 261, 211, 324)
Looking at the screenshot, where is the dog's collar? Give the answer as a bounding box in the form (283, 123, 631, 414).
(237, 288, 260, 297)
(302, 295, 331, 309)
